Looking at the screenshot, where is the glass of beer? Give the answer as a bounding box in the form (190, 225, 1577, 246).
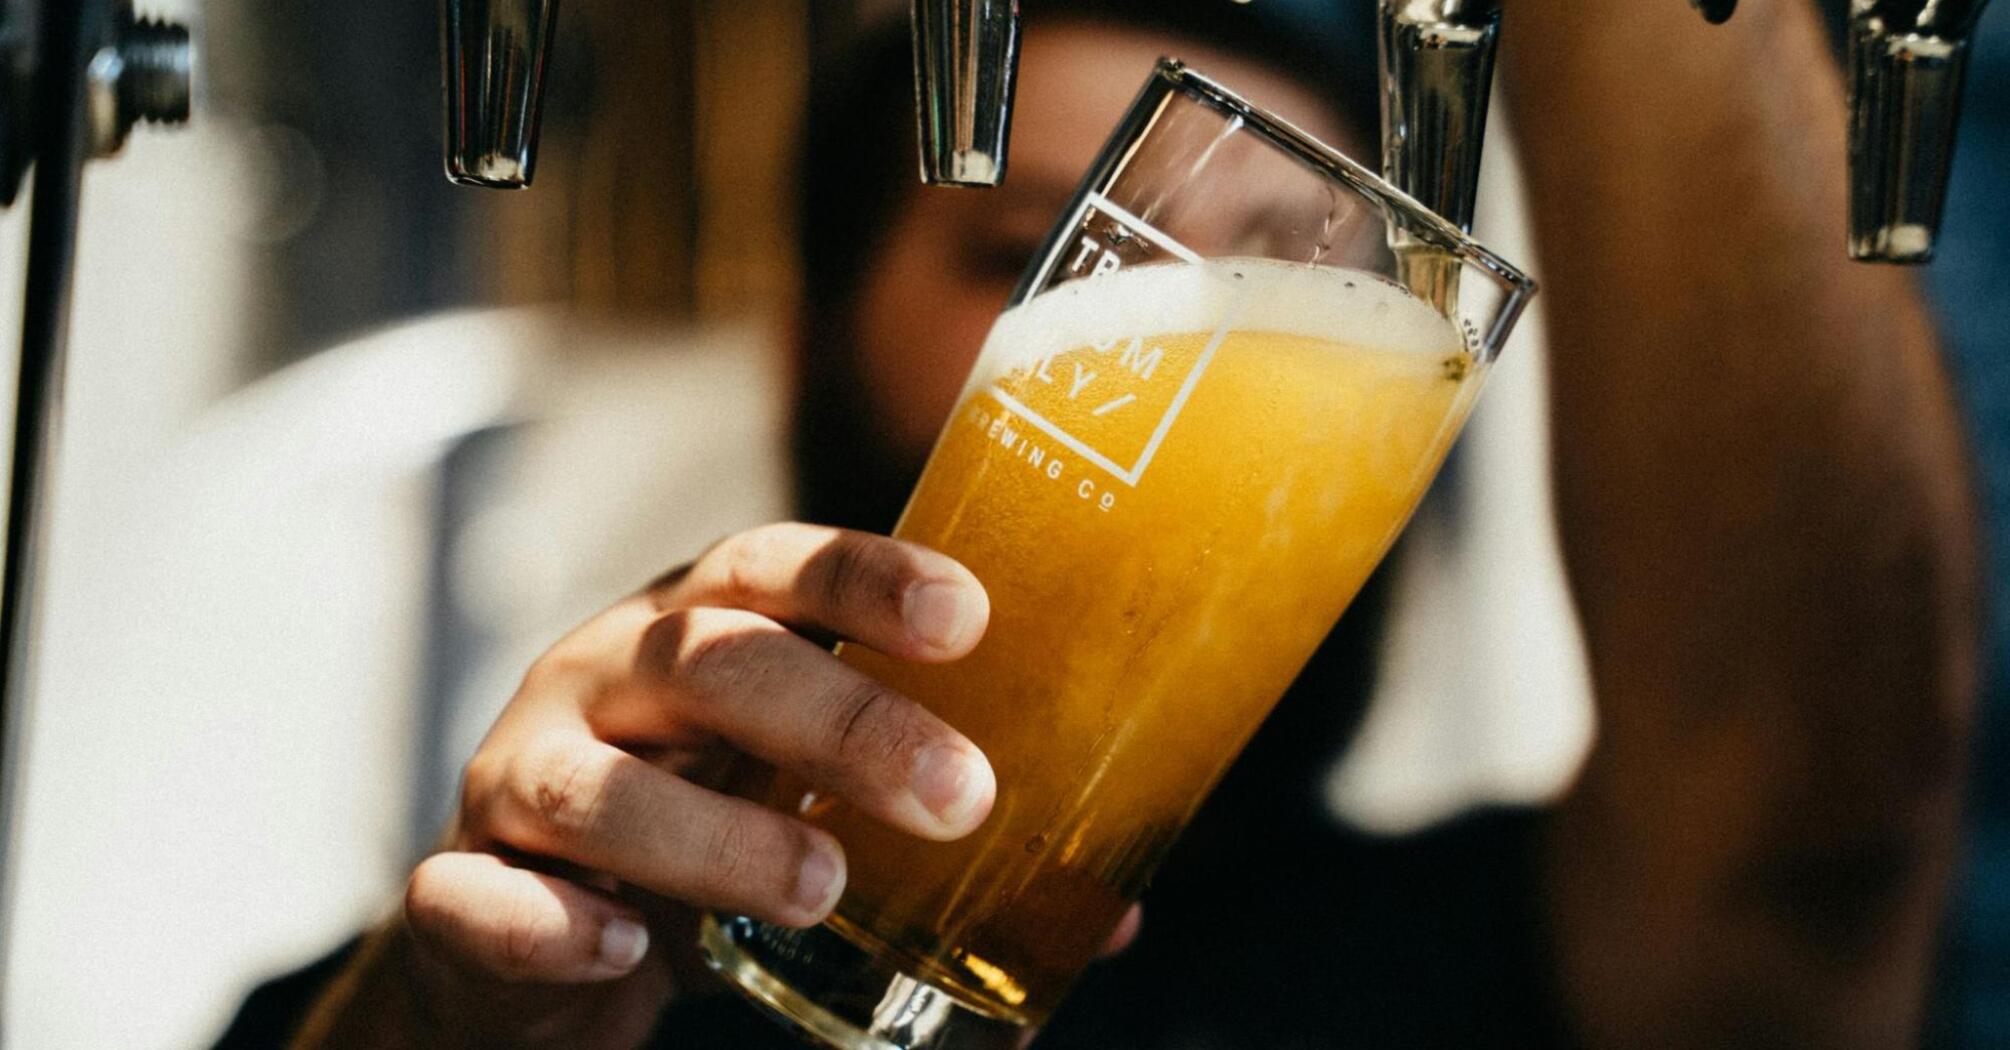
(702, 60, 1537, 1049)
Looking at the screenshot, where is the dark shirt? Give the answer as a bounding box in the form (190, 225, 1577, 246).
(218, 573, 1568, 1049)
(1924, 9, 2010, 1049)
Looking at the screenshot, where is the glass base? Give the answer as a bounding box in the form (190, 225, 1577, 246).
(700, 913, 1028, 1050)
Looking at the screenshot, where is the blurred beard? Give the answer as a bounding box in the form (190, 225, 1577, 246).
(788, 325, 928, 534)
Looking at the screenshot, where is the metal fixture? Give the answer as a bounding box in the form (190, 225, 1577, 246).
(442, 0, 558, 188)
(0, 0, 192, 1028)
(1, 0, 188, 204)
(1378, 0, 1993, 264)
(911, 0, 1020, 187)
(1847, 0, 1992, 263)
(1378, 0, 1501, 235)
(438, 0, 1023, 191)
(84, 6, 191, 158)
(446, 0, 1991, 253)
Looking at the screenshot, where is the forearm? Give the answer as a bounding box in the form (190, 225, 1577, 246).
(1499, 3, 1980, 1047)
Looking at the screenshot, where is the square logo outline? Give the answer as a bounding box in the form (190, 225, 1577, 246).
(987, 191, 1233, 488)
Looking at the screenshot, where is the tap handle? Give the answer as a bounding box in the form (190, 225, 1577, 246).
(1847, 0, 1990, 263)
(911, 0, 1021, 187)
(1377, 0, 1502, 235)
(442, 0, 560, 189)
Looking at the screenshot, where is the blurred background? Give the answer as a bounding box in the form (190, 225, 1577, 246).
(0, 0, 2003, 1046)
(0, 1, 817, 1043)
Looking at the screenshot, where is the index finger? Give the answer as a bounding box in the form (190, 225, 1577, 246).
(659, 523, 989, 662)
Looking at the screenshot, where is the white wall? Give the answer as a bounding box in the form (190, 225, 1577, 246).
(0, 25, 421, 1043)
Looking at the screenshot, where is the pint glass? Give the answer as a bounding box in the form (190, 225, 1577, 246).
(703, 60, 1537, 1050)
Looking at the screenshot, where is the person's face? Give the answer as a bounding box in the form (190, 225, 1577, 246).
(846, 22, 1362, 473)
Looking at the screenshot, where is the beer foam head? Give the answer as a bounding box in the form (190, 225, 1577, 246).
(975, 259, 1462, 384)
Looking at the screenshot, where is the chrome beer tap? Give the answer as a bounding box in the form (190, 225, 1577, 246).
(441, 0, 559, 188)
(1376, 0, 1501, 311)
(442, 0, 1022, 190)
(910, 0, 1020, 186)
(1377, 0, 1994, 264)
(1377, 0, 1502, 237)
(1846, 0, 1992, 262)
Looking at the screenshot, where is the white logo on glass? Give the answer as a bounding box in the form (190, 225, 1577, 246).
(988, 192, 1234, 488)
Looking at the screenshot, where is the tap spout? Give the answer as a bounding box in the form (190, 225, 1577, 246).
(1847, 0, 1991, 263)
(441, 0, 561, 189)
(1377, 0, 1502, 234)
(911, 0, 1021, 187)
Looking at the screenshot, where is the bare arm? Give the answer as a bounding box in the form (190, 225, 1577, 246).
(1499, 3, 1981, 1047)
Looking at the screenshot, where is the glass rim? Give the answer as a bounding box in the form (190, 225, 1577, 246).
(1148, 59, 1539, 304)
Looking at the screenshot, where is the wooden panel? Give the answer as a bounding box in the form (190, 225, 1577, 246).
(488, 0, 810, 324)
(694, 0, 809, 319)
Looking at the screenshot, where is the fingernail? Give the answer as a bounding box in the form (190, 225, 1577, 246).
(905, 581, 980, 652)
(597, 918, 649, 973)
(795, 841, 846, 916)
(912, 745, 994, 829)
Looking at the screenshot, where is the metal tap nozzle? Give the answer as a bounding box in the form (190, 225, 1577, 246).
(911, 0, 1020, 187)
(1377, 0, 1502, 235)
(1378, 0, 1501, 312)
(1846, 0, 1990, 263)
(442, 0, 559, 189)
(441, 0, 1023, 192)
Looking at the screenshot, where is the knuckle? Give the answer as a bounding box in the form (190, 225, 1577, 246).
(510, 742, 616, 844)
(701, 810, 761, 889)
(816, 535, 897, 619)
(636, 606, 699, 681)
(669, 610, 763, 695)
(495, 895, 562, 980)
(457, 753, 500, 828)
(826, 680, 918, 769)
(641, 560, 695, 607)
(518, 654, 568, 697)
(514, 649, 608, 720)
(712, 525, 789, 605)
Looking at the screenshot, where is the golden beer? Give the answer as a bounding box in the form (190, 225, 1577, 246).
(759, 259, 1482, 1025)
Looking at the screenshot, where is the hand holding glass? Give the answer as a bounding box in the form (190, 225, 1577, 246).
(703, 60, 1537, 1050)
